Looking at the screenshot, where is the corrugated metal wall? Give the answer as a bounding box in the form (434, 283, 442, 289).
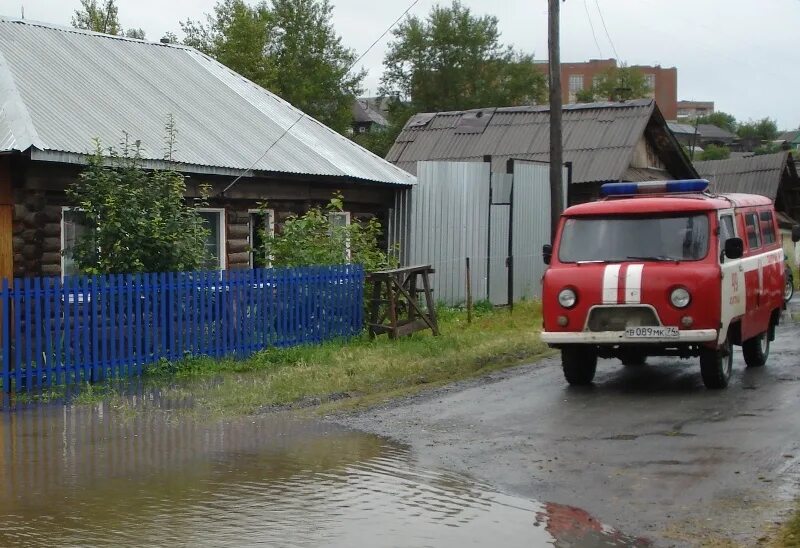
(389, 160, 556, 305)
(489, 173, 512, 305)
(390, 161, 490, 304)
(512, 162, 554, 301)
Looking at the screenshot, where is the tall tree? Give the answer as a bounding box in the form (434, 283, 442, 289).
(582, 65, 649, 102)
(380, 1, 547, 115)
(181, 0, 363, 133)
(72, 0, 146, 39)
(737, 117, 778, 142)
(692, 111, 737, 134)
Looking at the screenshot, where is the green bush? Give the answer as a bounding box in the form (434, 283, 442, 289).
(67, 119, 210, 274)
(256, 193, 396, 272)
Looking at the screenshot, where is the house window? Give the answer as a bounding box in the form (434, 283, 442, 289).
(61, 207, 90, 277)
(568, 74, 584, 92)
(249, 209, 275, 268)
(759, 211, 776, 245)
(644, 73, 656, 90)
(197, 208, 226, 270)
(328, 211, 351, 261)
(744, 212, 761, 250)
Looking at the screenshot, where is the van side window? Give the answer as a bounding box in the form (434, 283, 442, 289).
(759, 211, 776, 245)
(744, 213, 761, 249)
(719, 215, 735, 242)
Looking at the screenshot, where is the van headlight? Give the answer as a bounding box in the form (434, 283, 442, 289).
(670, 287, 691, 308)
(558, 288, 577, 308)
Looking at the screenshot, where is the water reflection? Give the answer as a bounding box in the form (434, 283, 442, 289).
(0, 402, 648, 547)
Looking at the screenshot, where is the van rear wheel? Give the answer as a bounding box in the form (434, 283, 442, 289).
(742, 331, 770, 368)
(700, 338, 733, 389)
(562, 346, 597, 385)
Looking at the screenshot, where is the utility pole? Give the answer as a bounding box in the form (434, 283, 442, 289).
(548, 0, 564, 242)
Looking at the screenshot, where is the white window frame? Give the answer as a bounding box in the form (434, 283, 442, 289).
(328, 211, 352, 261)
(248, 208, 275, 268)
(61, 206, 87, 279)
(197, 207, 227, 270)
(644, 73, 656, 90)
(568, 74, 584, 92)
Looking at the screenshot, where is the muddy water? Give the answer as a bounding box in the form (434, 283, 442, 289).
(0, 399, 647, 547)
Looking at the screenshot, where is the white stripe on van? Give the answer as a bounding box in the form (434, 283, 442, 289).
(602, 264, 621, 304)
(625, 264, 644, 304)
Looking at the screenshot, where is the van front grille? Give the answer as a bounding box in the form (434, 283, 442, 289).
(586, 306, 660, 332)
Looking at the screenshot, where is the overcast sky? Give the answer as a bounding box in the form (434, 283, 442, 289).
(3, 0, 798, 129)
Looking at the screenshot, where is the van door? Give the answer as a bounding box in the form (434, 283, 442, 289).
(719, 210, 744, 344)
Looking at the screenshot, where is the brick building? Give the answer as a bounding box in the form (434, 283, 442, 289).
(677, 100, 715, 120)
(538, 59, 678, 120)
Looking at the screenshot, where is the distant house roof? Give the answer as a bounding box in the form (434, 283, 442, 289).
(695, 124, 736, 141)
(695, 151, 794, 198)
(352, 99, 388, 127)
(387, 99, 697, 184)
(0, 18, 415, 186)
(667, 122, 735, 142)
(778, 130, 800, 143)
(667, 122, 696, 136)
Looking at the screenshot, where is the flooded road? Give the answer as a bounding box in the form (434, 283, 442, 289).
(0, 400, 646, 547)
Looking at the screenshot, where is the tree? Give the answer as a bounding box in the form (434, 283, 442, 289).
(72, 0, 146, 38)
(181, 0, 363, 133)
(379, 1, 547, 115)
(753, 142, 785, 156)
(698, 144, 731, 161)
(583, 65, 650, 102)
(692, 111, 737, 134)
(737, 117, 778, 142)
(66, 119, 211, 274)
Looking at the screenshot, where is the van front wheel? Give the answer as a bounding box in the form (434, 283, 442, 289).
(562, 346, 597, 385)
(700, 338, 733, 389)
(742, 331, 770, 368)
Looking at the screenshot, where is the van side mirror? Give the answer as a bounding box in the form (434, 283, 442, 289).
(792, 225, 800, 243)
(724, 237, 744, 260)
(542, 244, 553, 265)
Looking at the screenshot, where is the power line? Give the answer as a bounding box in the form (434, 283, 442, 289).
(348, 0, 421, 72)
(594, 0, 620, 60)
(583, 0, 603, 57)
(220, 114, 304, 196)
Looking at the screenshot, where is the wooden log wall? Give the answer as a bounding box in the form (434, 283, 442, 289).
(13, 162, 401, 277)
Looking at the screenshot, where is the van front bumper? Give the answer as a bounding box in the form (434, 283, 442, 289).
(540, 329, 718, 345)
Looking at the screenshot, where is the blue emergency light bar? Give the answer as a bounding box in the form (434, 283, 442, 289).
(600, 179, 710, 197)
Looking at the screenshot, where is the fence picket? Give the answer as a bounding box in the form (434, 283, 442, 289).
(0, 265, 365, 395)
(1, 279, 9, 391)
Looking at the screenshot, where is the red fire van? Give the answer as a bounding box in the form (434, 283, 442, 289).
(541, 179, 800, 389)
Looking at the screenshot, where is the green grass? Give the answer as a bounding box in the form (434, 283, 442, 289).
(11, 302, 549, 418)
(778, 508, 800, 547)
(145, 301, 549, 418)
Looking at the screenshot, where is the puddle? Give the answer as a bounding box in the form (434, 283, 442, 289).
(0, 402, 648, 547)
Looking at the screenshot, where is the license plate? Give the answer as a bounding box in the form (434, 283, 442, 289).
(624, 326, 679, 338)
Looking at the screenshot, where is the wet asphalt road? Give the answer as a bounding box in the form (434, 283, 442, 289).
(334, 307, 800, 546)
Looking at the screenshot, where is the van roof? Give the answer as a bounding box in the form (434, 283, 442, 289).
(564, 193, 773, 217)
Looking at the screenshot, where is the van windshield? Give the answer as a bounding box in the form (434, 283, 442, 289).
(558, 214, 710, 263)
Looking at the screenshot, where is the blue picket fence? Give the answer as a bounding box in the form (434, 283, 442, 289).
(0, 265, 364, 392)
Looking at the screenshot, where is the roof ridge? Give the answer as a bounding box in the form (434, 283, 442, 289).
(409, 98, 655, 119)
(0, 16, 193, 50)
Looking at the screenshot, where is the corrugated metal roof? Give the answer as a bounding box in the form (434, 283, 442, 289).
(0, 18, 415, 186)
(695, 151, 790, 198)
(695, 124, 736, 140)
(387, 99, 694, 184)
